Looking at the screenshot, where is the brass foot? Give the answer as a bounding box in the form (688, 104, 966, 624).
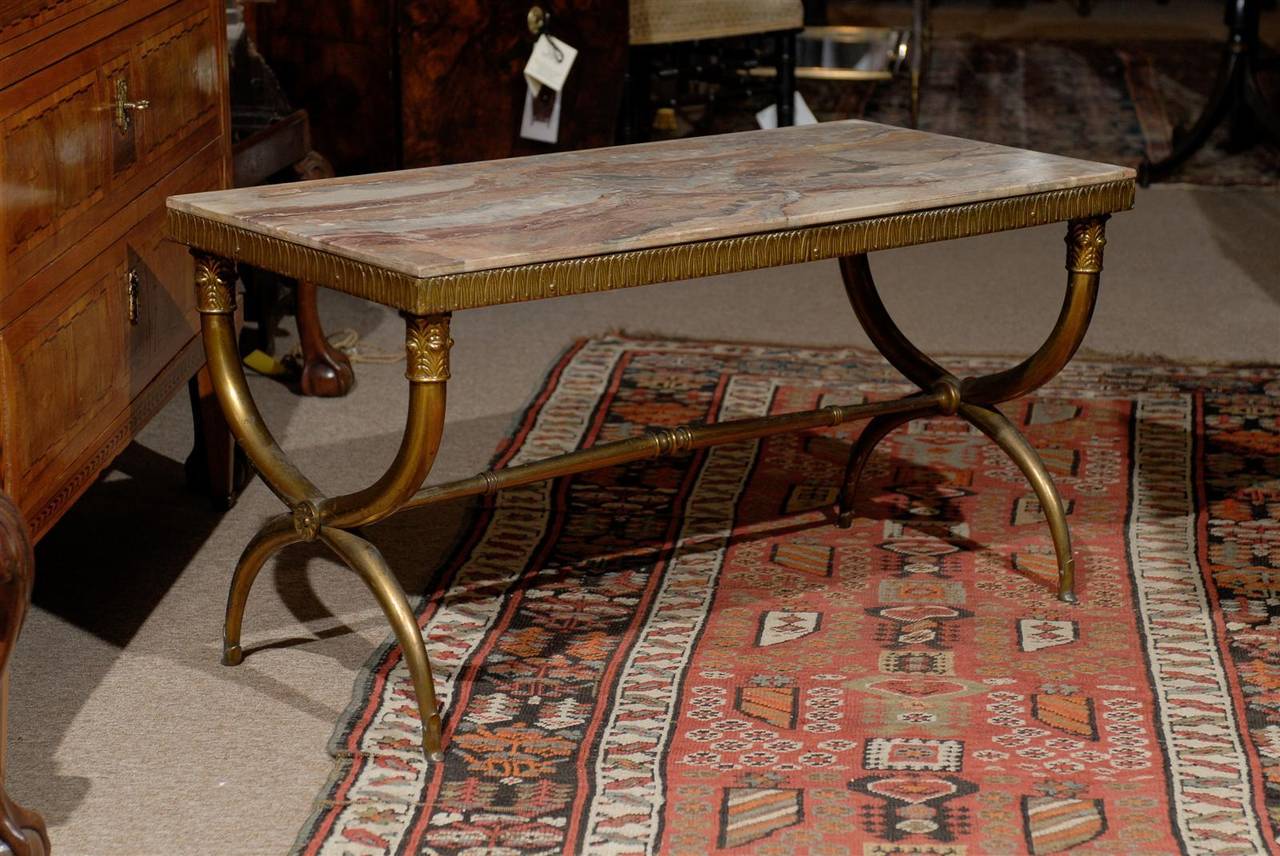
(222, 643, 244, 667)
(222, 514, 301, 668)
(319, 527, 444, 760)
(425, 711, 444, 762)
(961, 403, 1077, 603)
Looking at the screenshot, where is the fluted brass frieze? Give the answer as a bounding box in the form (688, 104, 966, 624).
(168, 180, 1134, 315)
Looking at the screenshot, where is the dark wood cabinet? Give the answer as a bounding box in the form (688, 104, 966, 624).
(249, 0, 629, 174)
(1, 0, 233, 540)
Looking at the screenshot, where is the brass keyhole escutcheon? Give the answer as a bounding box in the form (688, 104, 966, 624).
(527, 5, 546, 36)
(127, 269, 140, 325)
(113, 78, 150, 133)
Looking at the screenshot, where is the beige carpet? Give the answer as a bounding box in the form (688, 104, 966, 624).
(11, 183, 1280, 855)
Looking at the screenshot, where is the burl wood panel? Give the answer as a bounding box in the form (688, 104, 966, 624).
(398, 0, 628, 168)
(249, 0, 628, 174)
(249, 0, 397, 175)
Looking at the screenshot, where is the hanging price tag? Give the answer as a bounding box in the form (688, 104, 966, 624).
(519, 83, 562, 143)
(524, 34, 577, 94)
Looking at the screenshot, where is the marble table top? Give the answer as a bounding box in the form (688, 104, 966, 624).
(169, 120, 1134, 282)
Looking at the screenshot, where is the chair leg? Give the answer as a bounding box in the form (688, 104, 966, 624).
(0, 495, 51, 856)
(621, 46, 653, 144)
(776, 31, 797, 127)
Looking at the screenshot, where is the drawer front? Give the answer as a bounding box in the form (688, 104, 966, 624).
(123, 150, 217, 398)
(0, 0, 98, 43)
(2, 63, 115, 263)
(0, 246, 129, 507)
(0, 134, 222, 510)
(0, 0, 225, 296)
(136, 10, 221, 164)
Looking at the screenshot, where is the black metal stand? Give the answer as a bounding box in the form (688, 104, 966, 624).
(1138, 0, 1280, 185)
(776, 31, 797, 127)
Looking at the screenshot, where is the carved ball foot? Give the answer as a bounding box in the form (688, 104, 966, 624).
(1057, 590, 1079, 605)
(835, 510, 854, 529)
(0, 789, 49, 856)
(299, 354, 355, 398)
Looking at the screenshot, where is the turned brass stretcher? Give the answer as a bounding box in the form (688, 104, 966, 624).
(166, 120, 1136, 761)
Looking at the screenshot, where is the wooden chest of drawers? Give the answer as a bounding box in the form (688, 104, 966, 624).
(0, 0, 231, 541)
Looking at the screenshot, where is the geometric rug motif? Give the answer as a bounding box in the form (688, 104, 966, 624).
(295, 336, 1280, 855)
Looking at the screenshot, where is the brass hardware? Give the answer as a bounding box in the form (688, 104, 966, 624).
(112, 78, 150, 133)
(193, 254, 238, 314)
(1066, 216, 1107, 274)
(126, 269, 141, 325)
(404, 314, 453, 382)
(166, 180, 1136, 316)
(292, 501, 320, 541)
(527, 5, 546, 35)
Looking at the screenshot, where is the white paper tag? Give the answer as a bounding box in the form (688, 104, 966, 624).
(524, 34, 578, 94)
(756, 91, 819, 129)
(519, 83, 561, 143)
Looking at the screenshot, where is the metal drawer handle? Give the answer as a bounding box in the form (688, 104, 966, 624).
(127, 269, 140, 325)
(113, 78, 150, 133)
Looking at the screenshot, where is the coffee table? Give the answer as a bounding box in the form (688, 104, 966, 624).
(167, 119, 1136, 760)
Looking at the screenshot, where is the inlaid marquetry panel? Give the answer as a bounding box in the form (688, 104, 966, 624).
(0, 0, 94, 42)
(0, 0, 229, 523)
(1, 252, 127, 496)
(123, 176, 204, 399)
(137, 11, 219, 162)
(1, 69, 108, 257)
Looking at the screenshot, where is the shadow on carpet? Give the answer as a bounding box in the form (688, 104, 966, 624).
(295, 336, 1280, 855)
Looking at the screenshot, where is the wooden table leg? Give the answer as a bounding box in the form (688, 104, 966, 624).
(0, 495, 50, 856)
(292, 151, 355, 398)
(295, 280, 355, 398)
(186, 366, 251, 510)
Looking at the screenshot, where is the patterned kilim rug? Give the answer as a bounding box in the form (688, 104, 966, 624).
(296, 336, 1280, 855)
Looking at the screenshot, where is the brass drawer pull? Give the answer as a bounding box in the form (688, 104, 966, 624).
(113, 78, 150, 133)
(127, 268, 140, 325)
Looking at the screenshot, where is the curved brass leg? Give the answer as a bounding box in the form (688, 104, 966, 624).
(195, 255, 452, 758)
(836, 412, 918, 529)
(838, 217, 1107, 603)
(319, 527, 443, 760)
(197, 257, 321, 506)
(318, 315, 451, 529)
(221, 514, 302, 666)
(960, 403, 1077, 603)
(839, 254, 950, 390)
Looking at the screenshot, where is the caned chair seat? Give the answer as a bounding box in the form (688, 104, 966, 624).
(629, 0, 804, 46)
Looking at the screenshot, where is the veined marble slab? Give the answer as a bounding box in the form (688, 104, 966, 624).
(168, 120, 1134, 279)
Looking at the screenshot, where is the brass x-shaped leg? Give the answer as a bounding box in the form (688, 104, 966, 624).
(195, 257, 449, 759)
(194, 215, 1105, 761)
(836, 216, 1108, 603)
